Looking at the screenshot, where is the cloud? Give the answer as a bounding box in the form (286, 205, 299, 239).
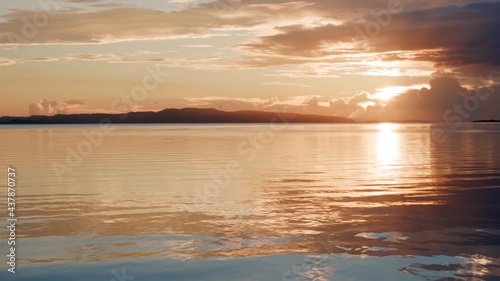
(0, 5, 260, 45)
(64, 53, 121, 61)
(109, 58, 173, 64)
(185, 95, 334, 116)
(0, 58, 16, 66)
(240, 23, 359, 57)
(61, 53, 224, 65)
(1, 0, 496, 48)
(329, 92, 371, 118)
(169, 0, 197, 3)
(204, 0, 497, 22)
(135, 50, 161, 55)
(182, 44, 213, 48)
(184, 75, 499, 121)
(371, 2, 500, 69)
(4, 0, 490, 46)
(65, 0, 102, 2)
(1, 0, 497, 80)
(185, 96, 276, 111)
(330, 75, 500, 121)
(23, 57, 59, 62)
(62, 53, 172, 64)
(263, 81, 312, 88)
(0, 57, 60, 66)
(240, 1, 500, 76)
(28, 98, 85, 116)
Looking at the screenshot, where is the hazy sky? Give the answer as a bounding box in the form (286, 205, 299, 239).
(0, 0, 499, 120)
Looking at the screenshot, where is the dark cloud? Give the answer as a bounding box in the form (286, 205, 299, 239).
(203, 0, 498, 18)
(373, 2, 500, 66)
(242, 1, 500, 75)
(333, 76, 500, 121)
(240, 23, 358, 57)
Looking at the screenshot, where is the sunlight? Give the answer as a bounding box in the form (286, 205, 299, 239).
(378, 123, 398, 132)
(376, 123, 400, 168)
(370, 84, 428, 101)
(371, 86, 404, 100)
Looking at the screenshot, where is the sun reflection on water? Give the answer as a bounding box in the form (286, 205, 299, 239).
(376, 123, 400, 169)
(1, 124, 499, 281)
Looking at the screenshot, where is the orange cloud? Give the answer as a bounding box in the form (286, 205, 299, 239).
(28, 98, 86, 116)
(0, 7, 255, 45)
(185, 76, 499, 121)
(239, 1, 500, 76)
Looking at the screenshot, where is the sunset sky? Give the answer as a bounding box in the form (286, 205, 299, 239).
(0, 0, 499, 121)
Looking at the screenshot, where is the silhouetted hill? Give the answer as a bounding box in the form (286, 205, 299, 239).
(0, 108, 355, 124)
(474, 119, 500, 122)
(359, 119, 428, 123)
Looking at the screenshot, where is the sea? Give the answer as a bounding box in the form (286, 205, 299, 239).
(0, 123, 499, 281)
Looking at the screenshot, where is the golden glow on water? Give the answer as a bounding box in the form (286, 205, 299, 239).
(0, 124, 499, 280)
(376, 123, 401, 169)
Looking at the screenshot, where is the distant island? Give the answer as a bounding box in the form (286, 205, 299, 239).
(359, 120, 428, 123)
(0, 108, 355, 124)
(474, 119, 500, 123)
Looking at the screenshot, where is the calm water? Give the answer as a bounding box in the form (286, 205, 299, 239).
(0, 123, 499, 281)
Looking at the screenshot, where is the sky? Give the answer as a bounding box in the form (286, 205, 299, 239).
(0, 0, 499, 121)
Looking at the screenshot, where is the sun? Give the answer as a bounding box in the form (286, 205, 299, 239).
(377, 123, 398, 132)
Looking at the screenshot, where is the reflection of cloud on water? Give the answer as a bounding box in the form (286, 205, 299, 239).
(283, 253, 495, 281)
(355, 232, 408, 242)
(402, 254, 494, 281)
